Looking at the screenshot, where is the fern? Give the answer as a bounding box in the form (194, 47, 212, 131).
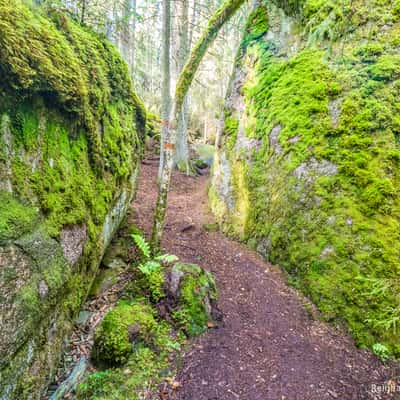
(132, 233, 179, 278)
(132, 234, 151, 259)
(138, 260, 162, 275)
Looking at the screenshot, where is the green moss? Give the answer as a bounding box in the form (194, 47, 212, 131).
(203, 223, 219, 232)
(145, 111, 161, 137)
(92, 301, 158, 365)
(77, 346, 174, 400)
(172, 263, 217, 336)
(242, 5, 269, 47)
(81, 259, 218, 398)
(208, 182, 229, 224)
(0, 0, 144, 238)
(126, 265, 167, 303)
(0, 0, 145, 170)
(0, 3, 146, 398)
(146, 269, 166, 302)
(2, 69, 141, 239)
(0, 191, 38, 242)
(83, 291, 186, 400)
(7, 102, 112, 237)
(368, 55, 400, 82)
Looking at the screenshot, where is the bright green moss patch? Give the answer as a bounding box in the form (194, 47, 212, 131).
(6, 100, 117, 237)
(92, 302, 159, 365)
(0, 0, 144, 237)
(77, 346, 175, 400)
(0, 191, 38, 242)
(0, 0, 145, 170)
(0, 0, 144, 133)
(242, 5, 269, 46)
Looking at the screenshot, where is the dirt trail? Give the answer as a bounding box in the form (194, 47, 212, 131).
(131, 157, 399, 400)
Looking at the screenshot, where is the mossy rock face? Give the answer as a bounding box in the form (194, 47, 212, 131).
(167, 263, 218, 337)
(0, 1, 145, 397)
(211, 0, 400, 357)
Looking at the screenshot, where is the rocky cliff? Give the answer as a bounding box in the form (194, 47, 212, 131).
(0, 2, 145, 398)
(211, 0, 400, 357)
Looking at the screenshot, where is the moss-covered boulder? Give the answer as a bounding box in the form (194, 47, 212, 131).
(211, 0, 400, 357)
(83, 306, 183, 400)
(0, 1, 145, 398)
(92, 302, 159, 365)
(92, 263, 218, 367)
(168, 263, 218, 336)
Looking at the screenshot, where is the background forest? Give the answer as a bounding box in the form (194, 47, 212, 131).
(37, 0, 247, 142)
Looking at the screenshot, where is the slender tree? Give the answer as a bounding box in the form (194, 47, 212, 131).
(80, 0, 86, 23)
(174, 0, 190, 172)
(158, 0, 172, 180)
(188, 0, 197, 50)
(121, 0, 132, 62)
(152, 0, 246, 252)
(130, 0, 137, 72)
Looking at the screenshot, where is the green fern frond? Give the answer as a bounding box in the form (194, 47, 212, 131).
(138, 260, 161, 275)
(132, 234, 151, 259)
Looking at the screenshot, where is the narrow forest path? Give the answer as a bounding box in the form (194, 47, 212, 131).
(131, 156, 398, 400)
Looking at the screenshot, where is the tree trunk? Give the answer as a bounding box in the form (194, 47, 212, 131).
(80, 0, 86, 24)
(158, 0, 172, 180)
(174, 0, 190, 173)
(121, 0, 132, 63)
(152, 0, 246, 252)
(188, 0, 197, 50)
(130, 0, 137, 73)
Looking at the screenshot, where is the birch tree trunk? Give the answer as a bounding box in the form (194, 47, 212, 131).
(174, 0, 190, 173)
(152, 0, 246, 252)
(188, 0, 197, 50)
(130, 0, 137, 73)
(158, 0, 172, 180)
(121, 0, 132, 63)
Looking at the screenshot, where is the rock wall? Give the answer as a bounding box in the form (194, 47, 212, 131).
(211, 0, 400, 356)
(0, 2, 145, 398)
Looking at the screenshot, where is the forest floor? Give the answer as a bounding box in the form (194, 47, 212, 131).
(130, 155, 399, 400)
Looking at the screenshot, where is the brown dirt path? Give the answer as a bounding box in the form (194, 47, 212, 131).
(131, 157, 399, 400)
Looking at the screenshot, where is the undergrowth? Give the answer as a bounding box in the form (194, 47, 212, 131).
(77, 234, 217, 399)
